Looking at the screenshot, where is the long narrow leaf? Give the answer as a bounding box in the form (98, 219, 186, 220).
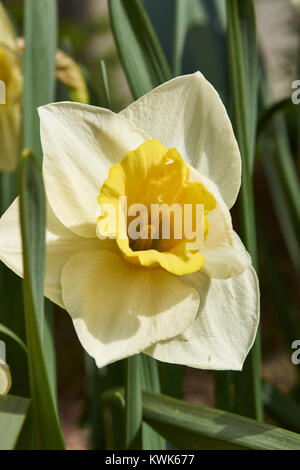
(140, 355, 165, 450)
(173, 0, 206, 75)
(20, 150, 64, 449)
(0, 324, 28, 355)
(108, 2, 170, 449)
(258, 70, 300, 276)
(23, 0, 58, 402)
(263, 381, 300, 434)
(108, 0, 172, 99)
(142, 391, 300, 450)
(125, 355, 142, 450)
(226, 0, 262, 421)
(103, 388, 300, 450)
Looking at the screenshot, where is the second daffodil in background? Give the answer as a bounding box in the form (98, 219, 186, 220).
(0, 1, 89, 173)
(0, 73, 259, 370)
(0, 2, 22, 172)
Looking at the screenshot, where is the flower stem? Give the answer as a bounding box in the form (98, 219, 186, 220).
(226, 0, 263, 421)
(125, 355, 143, 449)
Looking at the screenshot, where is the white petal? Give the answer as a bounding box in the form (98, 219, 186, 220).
(145, 266, 259, 371)
(201, 232, 251, 279)
(39, 102, 150, 238)
(61, 250, 199, 367)
(189, 166, 249, 279)
(0, 197, 113, 308)
(121, 72, 241, 208)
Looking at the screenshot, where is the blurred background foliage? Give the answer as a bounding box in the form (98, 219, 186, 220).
(0, 0, 299, 449)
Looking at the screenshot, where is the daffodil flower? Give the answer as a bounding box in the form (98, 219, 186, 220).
(0, 73, 259, 370)
(0, 2, 23, 171)
(0, 2, 88, 172)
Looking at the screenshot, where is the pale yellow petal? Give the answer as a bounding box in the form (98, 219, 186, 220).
(61, 250, 200, 367)
(39, 102, 150, 238)
(121, 72, 241, 208)
(190, 167, 249, 279)
(145, 266, 260, 370)
(0, 197, 114, 308)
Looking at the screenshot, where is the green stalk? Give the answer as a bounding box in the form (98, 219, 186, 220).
(140, 355, 166, 450)
(226, 0, 262, 421)
(99, 60, 112, 110)
(214, 371, 233, 412)
(109, 0, 171, 449)
(125, 355, 143, 450)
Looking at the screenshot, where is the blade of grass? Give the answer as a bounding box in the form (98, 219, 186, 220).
(263, 381, 300, 434)
(0, 395, 30, 450)
(142, 391, 300, 450)
(125, 355, 142, 450)
(173, 0, 206, 75)
(99, 60, 112, 110)
(226, 0, 262, 421)
(23, 0, 58, 401)
(257, 212, 300, 352)
(258, 69, 300, 276)
(0, 324, 28, 355)
(140, 355, 165, 450)
(82, 355, 107, 450)
(214, 371, 234, 412)
(20, 149, 64, 449)
(23, 0, 57, 159)
(257, 97, 292, 138)
(103, 388, 300, 450)
(108, 0, 171, 449)
(108, 0, 172, 99)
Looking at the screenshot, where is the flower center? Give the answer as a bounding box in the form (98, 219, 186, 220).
(97, 139, 216, 275)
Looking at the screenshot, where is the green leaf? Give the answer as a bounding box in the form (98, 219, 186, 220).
(125, 355, 167, 450)
(108, 0, 172, 99)
(23, 0, 58, 402)
(140, 355, 165, 450)
(107, 3, 170, 448)
(173, 0, 206, 75)
(256, 97, 292, 139)
(226, 0, 262, 421)
(0, 395, 30, 450)
(214, 371, 234, 412)
(23, 0, 57, 159)
(99, 60, 112, 110)
(0, 324, 27, 355)
(258, 70, 300, 277)
(263, 381, 300, 434)
(19, 149, 64, 450)
(103, 388, 300, 450)
(257, 214, 300, 351)
(142, 391, 300, 450)
(125, 355, 143, 450)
